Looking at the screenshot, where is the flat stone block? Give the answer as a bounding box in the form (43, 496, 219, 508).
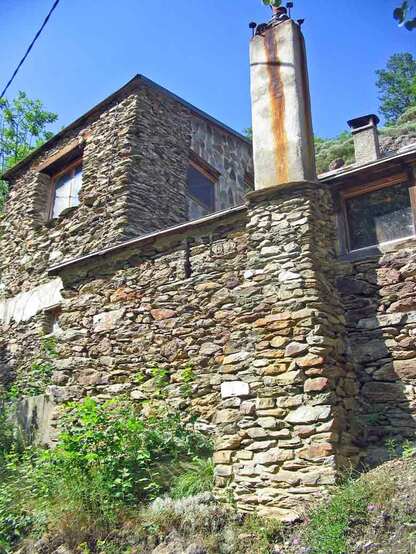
(221, 381, 250, 399)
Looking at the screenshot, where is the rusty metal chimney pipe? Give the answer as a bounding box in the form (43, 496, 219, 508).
(249, 19, 317, 190)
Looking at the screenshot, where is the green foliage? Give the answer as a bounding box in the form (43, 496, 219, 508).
(150, 366, 170, 397)
(170, 457, 214, 499)
(0, 402, 14, 468)
(40, 335, 58, 358)
(401, 440, 416, 459)
(262, 0, 282, 7)
(305, 472, 394, 554)
(376, 53, 416, 124)
(394, 1, 416, 30)
(314, 132, 355, 174)
(179, 366, 195, 397)
(48, 398, 212, 505)
(0, 398, 213, 550)
(243, 127, 252, 140)
(237, 514, 283, 554)
(7, 359, 54, 400)
(0, 91, 57, 210)
(0, 451, 42, 552)
(306, 479, 370, 553)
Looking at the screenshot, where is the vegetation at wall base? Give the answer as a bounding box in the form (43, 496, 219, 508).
(0, 397, 214, 553)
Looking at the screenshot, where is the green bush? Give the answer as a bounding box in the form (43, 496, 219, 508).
(0, 398, 213, 550)
(170, 457, 214, 499)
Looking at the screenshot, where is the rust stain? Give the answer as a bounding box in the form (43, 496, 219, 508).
(264, 26, 288, 184)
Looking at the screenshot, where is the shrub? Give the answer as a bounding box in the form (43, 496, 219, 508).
(0, 397, 213, 549)
(170, 457, 214, 499)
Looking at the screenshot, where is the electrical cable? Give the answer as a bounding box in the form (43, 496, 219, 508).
(0, 0, 61, 100)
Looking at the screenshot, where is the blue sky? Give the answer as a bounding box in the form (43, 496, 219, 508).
(1, 0, 415, 139)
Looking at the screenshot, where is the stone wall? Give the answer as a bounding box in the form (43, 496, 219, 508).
(3, 182, 360, 520)
(336, 243, 416, 465)
(190, 116, 253, 211)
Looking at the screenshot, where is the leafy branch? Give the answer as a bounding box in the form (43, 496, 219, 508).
(394, 1, 416, 30)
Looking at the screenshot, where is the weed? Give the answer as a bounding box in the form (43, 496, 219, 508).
(170, 457, 214, 499)
(386, 437, 400, 459)
(150, 367, 169, 397)
(402, 440, 416, 459)
(40, 335, 58, 357)
(179, 366, 195, 397)
(304, 470, 394, 554)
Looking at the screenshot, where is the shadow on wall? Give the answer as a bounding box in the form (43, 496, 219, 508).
(336, 246, 416, 466)
(0, 341, 13, 390)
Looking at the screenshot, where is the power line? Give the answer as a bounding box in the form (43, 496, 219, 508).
(0, 0, 61, 100)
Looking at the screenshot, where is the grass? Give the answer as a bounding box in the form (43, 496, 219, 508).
(304, 469, 395, 554)
(170, 457, 214, 499)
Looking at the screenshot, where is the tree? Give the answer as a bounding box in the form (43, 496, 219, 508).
(376, 53, 416, 125)
(394, 1, 416, 30)
(0, 91, 57, 208)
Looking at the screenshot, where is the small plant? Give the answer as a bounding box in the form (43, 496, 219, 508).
(401, 440, 416, 459)
(151, 367, 170, 397)
(7, 360, 54, 399)
(304, 471, 394, 554)
(170, 457, 214, 499)
(40, 335, 58, 358)
(134, 371, 145, 385)
(179, 367, 195, 398)
(262, 0, 282, 7)
(386, 437, 400, 459)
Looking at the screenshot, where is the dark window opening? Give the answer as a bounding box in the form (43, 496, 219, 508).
(187, 164, 215, 212)
(344, 181, 415, 251)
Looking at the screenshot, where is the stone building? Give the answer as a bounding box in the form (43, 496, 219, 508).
(1, 9, 416, 521)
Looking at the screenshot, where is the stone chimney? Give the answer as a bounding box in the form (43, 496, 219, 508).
(250, 17, 316, 190)
(347, 114, 380, 165)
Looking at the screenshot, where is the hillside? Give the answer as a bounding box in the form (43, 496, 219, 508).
(316, 106, 416, 174)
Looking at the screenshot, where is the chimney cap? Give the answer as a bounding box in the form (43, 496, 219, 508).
(347, 114, 380, 131)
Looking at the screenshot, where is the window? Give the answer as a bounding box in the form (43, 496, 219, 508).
(186, 158, 217, 220)
(42, 306, 62, 336)
(342, 176, 415, 252)
(50, 160, 82, 218)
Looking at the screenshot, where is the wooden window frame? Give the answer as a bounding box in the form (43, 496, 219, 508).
(48, 157, 83, 220)
(187, 153, 219, 213)
(339, 171, 416, 254)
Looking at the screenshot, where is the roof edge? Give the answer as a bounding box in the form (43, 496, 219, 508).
(48, 205, 247, 276)
(2, 74, 251, 181)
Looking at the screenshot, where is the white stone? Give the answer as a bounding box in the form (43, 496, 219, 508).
(279, 270, 301, 282)
(0, 278, 63, 324)
(93, 309, 125, 332)
(221, 381, 250, 399)
(285, 405, 331, 424)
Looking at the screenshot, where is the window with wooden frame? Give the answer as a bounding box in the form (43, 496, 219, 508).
(50, 158, 83, 219)
(186, 154, 219, 220)
(340, 173, 416, 252)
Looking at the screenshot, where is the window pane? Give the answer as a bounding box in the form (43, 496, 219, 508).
(53, 174, 71, 218)
(346, 182, 414, 250)
(52, 164, 82, 218)
(70, 166, 82, 207)
(187, 165, 215, 212)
